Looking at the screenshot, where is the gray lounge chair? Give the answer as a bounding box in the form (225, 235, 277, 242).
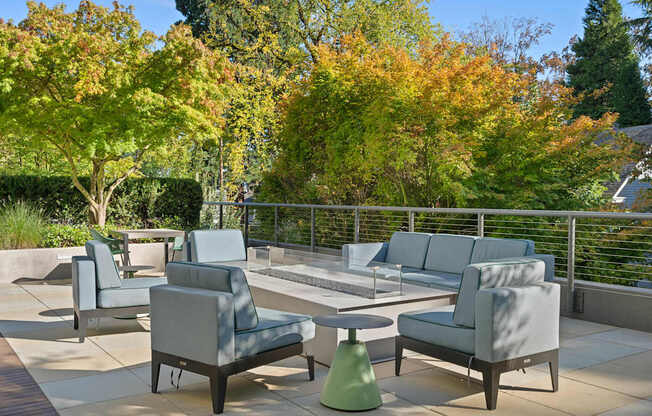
(395, 257, 560, 410)
(150, 262, 315, 414)
(72, 240, 167, 342)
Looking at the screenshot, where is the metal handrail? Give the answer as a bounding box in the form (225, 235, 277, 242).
(205, 201, 652, 220)
(205, 200, 652, 313)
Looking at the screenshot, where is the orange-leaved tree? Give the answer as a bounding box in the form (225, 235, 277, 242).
(259, 33, 636, 210)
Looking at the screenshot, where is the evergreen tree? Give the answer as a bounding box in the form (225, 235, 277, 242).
(567, 0, 651, 126)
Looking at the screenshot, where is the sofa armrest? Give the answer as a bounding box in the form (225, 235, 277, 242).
(475, 282, 560, 363)
(527, 254, 555, 282)
(150, 285, 235, 366)
(72, 256, 96, 311)
(341, 242, 388, 266)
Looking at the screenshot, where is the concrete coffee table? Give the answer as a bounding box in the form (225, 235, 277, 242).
(314, 314, 394, 411)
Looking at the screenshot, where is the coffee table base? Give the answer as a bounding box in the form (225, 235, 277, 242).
(320, 340, 382, 411)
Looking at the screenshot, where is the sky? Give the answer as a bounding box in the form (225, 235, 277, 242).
(0, 0, 645, 59)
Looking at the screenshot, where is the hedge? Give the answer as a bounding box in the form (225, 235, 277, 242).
(0, 175, 203, 228)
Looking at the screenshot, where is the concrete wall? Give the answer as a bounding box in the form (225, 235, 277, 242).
(0, 243, 173, 284)
(558, 278, 652, 333)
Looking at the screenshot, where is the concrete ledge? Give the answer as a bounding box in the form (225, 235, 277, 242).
(0, 243, 172, 284)
(556, 277, 652, 333)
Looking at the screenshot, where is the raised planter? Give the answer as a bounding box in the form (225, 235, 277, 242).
(0, 243, 172, 284)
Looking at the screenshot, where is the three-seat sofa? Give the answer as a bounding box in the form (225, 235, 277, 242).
(343, 232, 554, 290)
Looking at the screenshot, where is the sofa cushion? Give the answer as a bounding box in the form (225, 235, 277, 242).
(97, 277, 167, 308)
(166, 262, 259, 331)
(401, 268, 462, 290)
(189, 229, 247, 263)
(424, 234, 478, 274)
(453, 258, 545, 328)
(85, 241, 122, 290)
(385, 232, 432, 269)
(470, 237, 534, 264)
(398, 305, 475, 354)
(234, 307, 315, 359)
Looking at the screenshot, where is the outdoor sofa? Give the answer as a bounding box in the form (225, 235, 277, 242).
(72, 240, 167, 342)
(342, 232, 555, 290)
(395, 256, 560, 410)
(150, 261, 315, 414)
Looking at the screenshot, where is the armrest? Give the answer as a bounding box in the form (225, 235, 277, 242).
(150, 285, 235, 366)
(72, 256, 96, 311)
(527, 254, 555, 282)
(475, 282, 560, 363)
(341, 242, 388, 266)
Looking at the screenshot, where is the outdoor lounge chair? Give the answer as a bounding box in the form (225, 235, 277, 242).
(150, 262, 315, 414)
(72, 240, 167, 342)
(395, 257, 560, 410)
(186, 228, 246, 264)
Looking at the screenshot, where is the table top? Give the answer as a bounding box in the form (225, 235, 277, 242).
(119, 265, 155, 272)
(313, 314, 394, 330)
(111, 229, 185, 239)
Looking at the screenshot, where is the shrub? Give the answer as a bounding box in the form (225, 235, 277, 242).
(0, 176, 203, 228)
(41, 225, 91, 248)
(0, 200, 46, 249)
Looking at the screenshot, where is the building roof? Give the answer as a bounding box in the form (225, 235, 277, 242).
(606, 124, 652, 208)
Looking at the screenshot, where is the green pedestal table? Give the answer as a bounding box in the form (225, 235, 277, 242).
(313, 314, 394, 411)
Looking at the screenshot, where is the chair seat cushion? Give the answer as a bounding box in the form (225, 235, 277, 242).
(97, 277, 167, 308)
(401, 268, 462, 290)
(398, 305, 475, 354)
(234, 308, 315, 359)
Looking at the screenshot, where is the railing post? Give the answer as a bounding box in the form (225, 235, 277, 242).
(219, 204, 223, 229)
(567, 215, 576, 313)
(477, 213, 484, 237)
(244, 206, 249, 248)
(354, 208, 360, 243)
(274, 206, 279, 246)
(409, 211, 415, 232)
(310, 207, 316, 252)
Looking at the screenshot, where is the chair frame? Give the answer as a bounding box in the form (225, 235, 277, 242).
(73, 305, 150, 343)
(151, 344, 315, 414)
(395, 335, 558, 410)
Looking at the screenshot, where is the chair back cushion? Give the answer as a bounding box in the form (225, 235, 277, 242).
(385, 232, 432, 269)
(470, 237, 534, 264)
(188, 229, 246, 263)
(85, 240, 122, 289)
(424, 234, 478, 274)
(453, 257, 545, 328)
(166, 262, 258, 331)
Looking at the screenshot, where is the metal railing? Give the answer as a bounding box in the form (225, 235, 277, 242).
(203, 201, 652, 311)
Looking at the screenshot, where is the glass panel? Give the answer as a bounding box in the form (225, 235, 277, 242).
(244, 246, 403, 299)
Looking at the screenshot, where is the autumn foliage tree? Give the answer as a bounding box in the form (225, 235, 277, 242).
(259, 34, 636, 210)
(0, 1, 231, 226)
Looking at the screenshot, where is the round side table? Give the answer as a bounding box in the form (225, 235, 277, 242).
(313, 314, 393, 411)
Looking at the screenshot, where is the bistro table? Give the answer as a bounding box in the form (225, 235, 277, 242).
(110, 229, 185, 278)
(313, 314, 394, 411)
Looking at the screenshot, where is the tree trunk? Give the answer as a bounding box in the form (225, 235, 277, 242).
(89, 204, 107, 227)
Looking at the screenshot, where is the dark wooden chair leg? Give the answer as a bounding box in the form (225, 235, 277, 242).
(482, 367, 500, 410)
(549, 352, 559, 392)
(73, 311, 79, 330)
(395, 336, 403, 376)
(151, 355, 161, 393)
(307, 355, 315, 381)
(78, 313, 87, 343)
(209, 369, 228, 414)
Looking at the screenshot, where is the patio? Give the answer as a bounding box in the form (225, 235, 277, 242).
(2, 279, 651, 416)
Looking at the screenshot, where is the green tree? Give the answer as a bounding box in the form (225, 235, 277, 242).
(567, 0, 651, 127)
(0, 1, 231, 226)
(173, 0, 436, 202)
